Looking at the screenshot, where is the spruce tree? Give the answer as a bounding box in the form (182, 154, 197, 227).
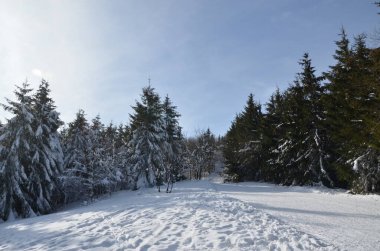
(31, 80, 64, 211)
(294, 54, 333, 186)
(223, 117, 241, 182)
(0, 82, 63, 220)
(238, 94, 264, 181)
(325, 31, 380, 192)
(62, 109, 93, 202)
(263, 88, 286, 183)
(0, 83, 36, 220)
(324, 29, 355, 188)
(348, 35, 380, 193)
(127, 86, 166, 191)
(223, 94, 263, 181)
(162, 95, 183, 192)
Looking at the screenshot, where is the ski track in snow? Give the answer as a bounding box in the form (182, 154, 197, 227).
(0, 180, 360, 250)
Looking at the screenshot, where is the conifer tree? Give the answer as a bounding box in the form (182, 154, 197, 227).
(0, 83, 36, 220)
(113, 124, 129, 190)
(62, 109, 93, 202)
(89, 116, 112, 196)
(30, 80, 64, 210)
(238, 94, 264, 180)
(294, 54, 333, 186)
(162, 95, 183, 192)
(263, 88, 286, 183)
(323, 29, 355, 187)
(346, 35, 380, 193)
(324, 31, 380, 192)
(223, 117, 241, 182)
(127, 86, 166, 191)
(0, 81, 63, 220)
(223, 94, 263, 181)
(272, 82, 305, 185)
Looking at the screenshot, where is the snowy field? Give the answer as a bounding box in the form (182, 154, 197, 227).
(0, 179, 379, 251)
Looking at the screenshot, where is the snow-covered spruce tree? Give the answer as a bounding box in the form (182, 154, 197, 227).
(323, 29, 356, 188)
(61, 109, 93, 202)
(263, 88, 287, 183)
(223, 94, 264, 182)
(295, 54, 333, 186)
(30, 80, 64, 210)
(162, 95, 184, 192)
(89, 116, 111, 196)
(127, 86, 166, 191)
(324, 32, 380, 193)
(112, 124, 130, 190)
(62, 115, 124, 201)
(223, 116, 241, 182)
(275, 54, 333, 186)
(92, 120, 124, 194)
(0, 81, 63, 220)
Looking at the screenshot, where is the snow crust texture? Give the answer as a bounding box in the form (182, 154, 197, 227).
(0, 181, 350, 250)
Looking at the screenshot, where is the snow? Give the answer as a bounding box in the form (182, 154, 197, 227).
(0, 178, 379, 250)
(214, 181, 380, 251)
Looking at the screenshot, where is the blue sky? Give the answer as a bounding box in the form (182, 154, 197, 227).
(0, 0, 378, 136)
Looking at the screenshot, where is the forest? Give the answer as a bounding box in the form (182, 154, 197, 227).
(224, 31, 379, 195)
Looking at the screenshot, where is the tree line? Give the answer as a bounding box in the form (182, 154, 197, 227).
(223, 30, 380, 194)
(0, 83, 217, 221)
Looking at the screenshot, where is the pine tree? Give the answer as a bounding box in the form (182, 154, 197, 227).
(30, 80, 64, 211)
(348, 35, 380, 193)
(223, 116, 241, 182)
(162, 95, 184, 192)
(295, 54, 333, 186)
(89, 116, 112, 196)
(62, 109, 93, 202)
(324, 29, 355, 188)
(0, 82, 63, 220)
(263, 88, 286, 183)
(238, 94, 264, 181)
(0, 83, 36, 220)
(324, 31, 380, 192)
(99, 122, 119, 192)
(113, 124, 129, 190)
(127, 86, 166, 191)
(223, 94, 263, 181)
(273, 82, 306, 185)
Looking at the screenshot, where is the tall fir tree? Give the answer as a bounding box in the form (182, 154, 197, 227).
(293, 54, 333, 186)
(223, 94, 263, 181)
(127, 86, 166, 191)
(162, 95, 184, 192)
(323, 29, 355, 188)
(0, 83, 36, 220)
(30, 80, 64, 211)
(324, 31, 380, 192)
(0, 81, 63, 220)
(263, 88, 286, 183)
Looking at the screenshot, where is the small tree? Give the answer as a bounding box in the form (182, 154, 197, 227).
(62, 109, 93, 202)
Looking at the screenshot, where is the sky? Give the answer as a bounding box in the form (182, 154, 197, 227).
(0, 0, 378, 136)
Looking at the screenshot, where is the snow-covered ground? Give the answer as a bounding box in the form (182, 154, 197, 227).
(213, 181, 380, 251)
(0, 179, 379, 250)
